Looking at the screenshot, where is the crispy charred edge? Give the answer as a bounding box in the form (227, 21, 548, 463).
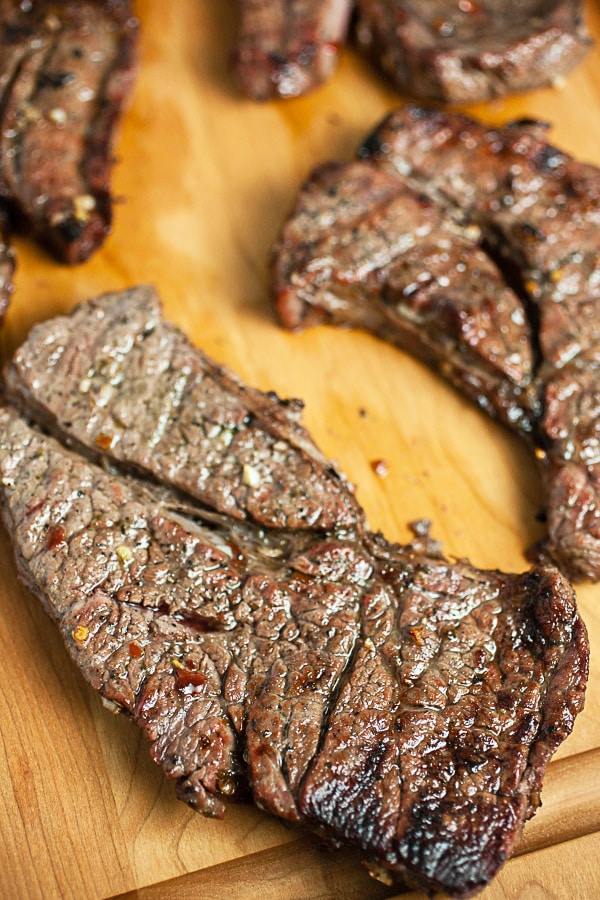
(0, 1, 138, 265)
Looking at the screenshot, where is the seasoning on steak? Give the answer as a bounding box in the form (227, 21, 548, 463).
(0, 0, 138, 264)
(0, 294, 588, 897)
(232, 0, 353, 100)
(354, 0, 592, 105)
(273, 107, 600, 582)
(4, 285, 360, 533)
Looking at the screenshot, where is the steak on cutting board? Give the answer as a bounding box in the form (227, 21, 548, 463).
(0, 0, 138, 264)
(232, 0, 353, 100)
(0, 289, 588, 898)
(273, 107, 600, 583)
(354, 0, 592, 104)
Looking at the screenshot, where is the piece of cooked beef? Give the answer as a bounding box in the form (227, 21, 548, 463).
(4, 285, 361, 533)
(273, 107, 600, 581)
(273, 159, 539, 435)
(232, 0, 353, 100)
(0, 382, 588, 897)
(360, 107, 600, 581)
(354, 0, 592, 105)
(0, 0, 138, 264)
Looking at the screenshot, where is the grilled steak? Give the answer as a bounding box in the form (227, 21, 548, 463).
(274, 159, 539, 435)
(0, 0, 138, 264)
(354, 0, 592, 105)
(232, 0, 353, 100)
(273, 108, 600, 582)
(0, 291, 588, 896)
(4, 285, 360, 533)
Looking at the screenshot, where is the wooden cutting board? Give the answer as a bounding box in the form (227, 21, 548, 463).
(1, 2, 600, 897)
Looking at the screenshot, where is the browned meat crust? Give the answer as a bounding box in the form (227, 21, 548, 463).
(0, 289, 589, 896)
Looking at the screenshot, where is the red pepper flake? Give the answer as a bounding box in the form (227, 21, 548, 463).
(95, 432, 114, 450)
(45, 524, 66, 550)
(175, 668, 207, 691)
(370, 459, 389, 478)
(129, 641, 143, 659)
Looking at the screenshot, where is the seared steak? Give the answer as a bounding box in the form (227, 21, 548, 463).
(274, 159, 539, 435)
(273, 108, 600, 582)
(0, 292, 588, 897)
(0, 0, 138, 264)
(354, 0, 592, 105)
(232, 0, 353, 100)
(4, 285, 360, 533)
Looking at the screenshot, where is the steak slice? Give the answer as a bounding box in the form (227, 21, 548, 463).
(354, 0, 592, 105)
(4, 285, 360, 533)
(360, 107, 600, 581)
(273, 159, 539, 435)
(232, 0, 353, 100)
(0, 0, 138, 264)
(0, 393, 588, 898)
(273, 107, 600, 581)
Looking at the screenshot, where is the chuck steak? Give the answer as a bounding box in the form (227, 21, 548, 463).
(0, 290, 588, 898)
(0, 0, 138, 264)
(4, 285, 360, 533)
(232, 0, 353, 100)
(354, 0, 592, 105)
(273, 107, 600, 582)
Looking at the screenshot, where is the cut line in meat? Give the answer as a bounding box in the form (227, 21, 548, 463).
(0, 287, 589, 898)
(273, 107, 600, 583)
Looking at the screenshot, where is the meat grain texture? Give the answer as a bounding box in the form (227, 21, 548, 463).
(273, 107, 600, 583)
(0, 287, 589, 898)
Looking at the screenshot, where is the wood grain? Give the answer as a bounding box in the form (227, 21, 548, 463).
(1, 2, 600, 898)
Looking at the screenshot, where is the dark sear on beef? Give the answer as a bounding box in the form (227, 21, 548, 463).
(0, 290, 589, 898)
(273, 107, 600, 582)
(0, 0, 138, 264)
(232, 0, 353, 101)
(354, 0, 592, 105)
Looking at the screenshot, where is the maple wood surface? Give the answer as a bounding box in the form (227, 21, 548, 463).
(1, 3, 600, 898)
